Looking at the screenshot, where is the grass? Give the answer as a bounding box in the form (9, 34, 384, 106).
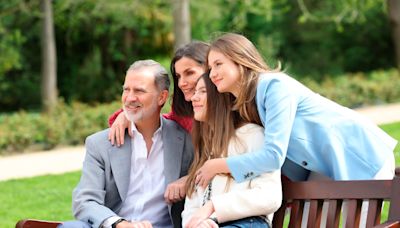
(380, 121, 400, 165)
(0, 122, 399, 227)
(0, 171, 80, 227)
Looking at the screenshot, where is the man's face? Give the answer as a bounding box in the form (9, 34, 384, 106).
(122, 68, 163, 123)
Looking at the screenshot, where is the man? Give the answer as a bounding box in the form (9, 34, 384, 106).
(61, 60, 193, 228)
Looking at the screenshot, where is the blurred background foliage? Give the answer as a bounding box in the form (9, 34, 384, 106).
(0, 0, 397, 111)
(0, 0, 399, 153)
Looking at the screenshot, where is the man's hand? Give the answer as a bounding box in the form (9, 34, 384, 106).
(164, 175, 188, 204)
(116, 220, 153, 228)
(185, 201, 215, 228)
(108, 111, 132, 147)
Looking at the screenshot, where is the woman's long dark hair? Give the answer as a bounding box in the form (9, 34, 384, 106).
(170, 41, 210, 117)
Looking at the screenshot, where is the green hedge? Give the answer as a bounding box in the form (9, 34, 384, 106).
(0, 68, 399, 155)
(302, 69, 400, 108)
(0, 101, 121, 155)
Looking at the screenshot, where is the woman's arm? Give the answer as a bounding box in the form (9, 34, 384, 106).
(227, 77, 298, 182)
(195, 77, 298, 185)
(107, 109, 131, 147)
(163, 110, 193, 132)
(108, 109, 123, 127)
(195, 158, 229, 188)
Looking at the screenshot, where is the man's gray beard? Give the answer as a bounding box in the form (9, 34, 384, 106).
(123, 107, 142, 122)
(123, 99, 159, 123)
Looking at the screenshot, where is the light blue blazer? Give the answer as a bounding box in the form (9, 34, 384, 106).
(227, 72, 397, 182)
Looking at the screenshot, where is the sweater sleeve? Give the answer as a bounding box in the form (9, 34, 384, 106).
(212, 171, 282, 223)
(181, 189, 202, 227)
(108, 109, 123, 127)
(162, 110, 193, 132)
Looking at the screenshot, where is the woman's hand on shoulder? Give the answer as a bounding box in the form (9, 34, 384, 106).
(108, 111, 132, 147)
(196, 158, 229, 189)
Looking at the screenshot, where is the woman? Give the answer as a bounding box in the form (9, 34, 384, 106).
(182, 73, 281, 228)
(195, 32, 396, 186)
(108, 41, 210, 146)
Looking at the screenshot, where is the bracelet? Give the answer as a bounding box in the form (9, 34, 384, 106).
(209, 217, 219, 224)
(111, 218, 126, 228)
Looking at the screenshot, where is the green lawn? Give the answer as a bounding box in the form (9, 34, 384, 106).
(0, 171, 80, 227)
(0, 122, 399, 227)
(380, 121, 400, 165)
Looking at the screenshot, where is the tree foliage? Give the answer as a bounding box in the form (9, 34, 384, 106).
(0, 0, 396, 111)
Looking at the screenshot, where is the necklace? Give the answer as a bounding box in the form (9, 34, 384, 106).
(202, 181, 212, 206)
(201, 153, 214, 205)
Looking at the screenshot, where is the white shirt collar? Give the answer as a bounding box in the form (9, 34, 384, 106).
(130, 116, 163, 137)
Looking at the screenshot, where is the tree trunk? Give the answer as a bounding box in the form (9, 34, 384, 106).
(388, 0, 400, 71)
(172, 0, 191, 51)
(41, 0, 57, 113)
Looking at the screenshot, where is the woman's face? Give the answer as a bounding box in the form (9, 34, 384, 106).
(191, 78, 207, 122)
(208, 50, 241, 97)
(174, 57, 205, 101)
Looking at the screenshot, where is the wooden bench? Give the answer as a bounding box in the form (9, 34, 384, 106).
(15, 219, 61, 228)
(16, 168, 400, 228)
(272, 174, 400, 227)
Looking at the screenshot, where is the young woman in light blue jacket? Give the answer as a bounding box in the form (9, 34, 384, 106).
(194, 33, 396, 187)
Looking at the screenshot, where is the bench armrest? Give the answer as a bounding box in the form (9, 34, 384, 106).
(373, 221, 400, 228)
(16, 219, 61, 228)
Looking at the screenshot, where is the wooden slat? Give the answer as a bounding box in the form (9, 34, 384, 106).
(326, 199, 342, 228)
(366, 199, 383, 227)
(288, 200, 304, 228)
(272, 200, 287, 228)
(283, 179, 392, 200)
(344, 200, 362, 228)
(307, 200, 323, 227)
(272, 175, 400, 228)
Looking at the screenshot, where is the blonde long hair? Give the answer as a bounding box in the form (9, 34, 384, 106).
(186, 73, 242, 197)
(208, 33, 280, 125)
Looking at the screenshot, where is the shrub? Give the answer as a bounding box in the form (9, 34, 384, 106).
(0, 100, 121, 155)
(0, 68, 399, 154)
(303, 69, 400, 108)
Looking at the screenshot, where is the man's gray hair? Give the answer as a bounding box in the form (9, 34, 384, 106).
(127, 60, 170, 91)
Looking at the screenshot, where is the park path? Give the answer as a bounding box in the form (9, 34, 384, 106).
(1, 102, 400, 181)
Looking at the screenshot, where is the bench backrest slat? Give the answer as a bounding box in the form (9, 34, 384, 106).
(326, 199, 342, 227)
(272, 176, 400, 228)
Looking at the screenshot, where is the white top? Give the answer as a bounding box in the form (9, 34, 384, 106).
(109, 121, 172, 228)
(182, 123, 282, 226)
